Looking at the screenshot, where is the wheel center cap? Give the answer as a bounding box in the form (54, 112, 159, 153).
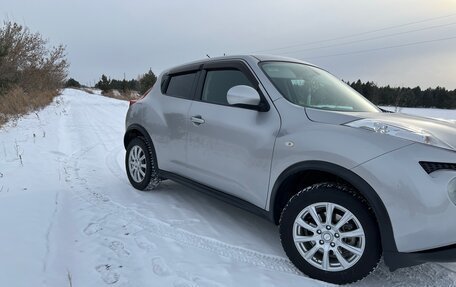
(322, 232, 332, 242)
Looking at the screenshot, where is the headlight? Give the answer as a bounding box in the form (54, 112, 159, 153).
(345, 119, 453, 150)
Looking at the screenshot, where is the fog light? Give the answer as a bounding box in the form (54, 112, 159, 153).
(449, 178, 456, 206)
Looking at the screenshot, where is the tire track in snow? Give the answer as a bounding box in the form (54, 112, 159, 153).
(81, 179, 301, 275)
(105, 146, 130, 185)
(42, 96, 69, 284)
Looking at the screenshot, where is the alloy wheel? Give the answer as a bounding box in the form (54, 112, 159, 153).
(292, 202, 366, 272)
(128, 145, 147, 183)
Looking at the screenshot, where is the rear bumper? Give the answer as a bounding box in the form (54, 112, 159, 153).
(385, 243, 456, 271)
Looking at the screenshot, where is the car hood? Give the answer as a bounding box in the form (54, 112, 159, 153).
(305, 108, 456, 151)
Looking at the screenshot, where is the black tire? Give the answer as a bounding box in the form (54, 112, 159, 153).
(125, 137, 160, 191)
(279, 183, 381, 285)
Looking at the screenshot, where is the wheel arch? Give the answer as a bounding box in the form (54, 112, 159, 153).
(124, 124, 154, 149)
(269, 160, 398, 253)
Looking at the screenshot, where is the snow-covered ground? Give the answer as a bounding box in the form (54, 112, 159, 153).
(382, 106, 456, 124)
(1, 89, 456, 287)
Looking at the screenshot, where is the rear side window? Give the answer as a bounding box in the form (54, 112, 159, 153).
(165, 72, 197, 100)
(202, 69, 253, 105)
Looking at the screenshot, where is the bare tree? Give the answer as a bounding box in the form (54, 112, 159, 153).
(0, 21, 69, 125)
(0, 21, 68, 93)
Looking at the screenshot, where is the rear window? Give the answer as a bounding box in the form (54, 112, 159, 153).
(165, 72, 197, 100)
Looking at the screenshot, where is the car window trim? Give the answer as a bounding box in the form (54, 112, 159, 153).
(162, 70, 201, 101)
(193, 60, 270, 111)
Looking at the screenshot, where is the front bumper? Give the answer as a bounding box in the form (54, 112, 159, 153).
(386, 243, 456, 271)
(353, 143, 456, 253)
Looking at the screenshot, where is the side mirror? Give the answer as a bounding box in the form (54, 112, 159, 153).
(227, 85, 261, 108)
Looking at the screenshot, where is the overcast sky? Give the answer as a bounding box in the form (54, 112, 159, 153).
(2, 0, 456, 89)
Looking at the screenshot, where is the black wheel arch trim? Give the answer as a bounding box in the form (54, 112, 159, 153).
(385, 242, 456, 271)
(124, 124, 154, 149)
(269, 160, 399, 256)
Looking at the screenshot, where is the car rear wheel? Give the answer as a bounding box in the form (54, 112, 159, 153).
(279, 183, 381, 284)
(125, 137, 160, 190)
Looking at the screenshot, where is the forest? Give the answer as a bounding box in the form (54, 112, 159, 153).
(347, 80, 456, 109)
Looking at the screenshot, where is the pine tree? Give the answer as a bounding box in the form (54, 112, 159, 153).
(139, 69, 157, 94)
(95, 74, 110, 92)
(65, 78, 81, 88)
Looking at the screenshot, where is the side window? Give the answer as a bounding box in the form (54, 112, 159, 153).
(201, 69, 253, 105)
(165, 72, 197, 100)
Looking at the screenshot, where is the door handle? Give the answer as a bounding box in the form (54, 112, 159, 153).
(191, 115, 205, 126)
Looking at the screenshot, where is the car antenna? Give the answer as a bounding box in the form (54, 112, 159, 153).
(206, 54, 211, 58)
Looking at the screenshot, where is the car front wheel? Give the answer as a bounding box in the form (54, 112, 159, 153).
(279, 183, 381, 284)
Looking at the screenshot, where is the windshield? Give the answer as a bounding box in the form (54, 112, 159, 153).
(260, 61, 380, 112)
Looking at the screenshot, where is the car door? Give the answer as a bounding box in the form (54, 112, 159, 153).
(152, 68, 200, 175)
(185, 60, 280, 208)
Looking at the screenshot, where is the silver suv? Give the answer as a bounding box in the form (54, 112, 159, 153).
(124, 55, 456, 284)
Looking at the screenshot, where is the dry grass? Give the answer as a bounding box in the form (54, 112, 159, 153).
(102, 89, 141, 101)
(0, 86, 59, 127)
(0, 21, 67, 128)
(81, 87, 95, 94)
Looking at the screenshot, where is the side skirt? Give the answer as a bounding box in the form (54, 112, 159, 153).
(159, 170, 274, 222)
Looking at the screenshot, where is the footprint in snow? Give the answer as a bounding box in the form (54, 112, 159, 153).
(83, 223, 102, 235)
(109, 240, 130, 257)
(95, 264, 120, 285)
(49, 150, 67, 157)
(134, 235, 156, 251)
(151, 257, 173, 277)
(192, 277, 224, 287)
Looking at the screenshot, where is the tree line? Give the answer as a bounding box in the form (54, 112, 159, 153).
(66, 69, 157, 96)
(84, 76, 456, 109)
(347, 80, 456, 109)
(94, 69, 156, 95)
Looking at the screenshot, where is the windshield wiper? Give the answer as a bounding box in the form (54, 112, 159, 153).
(378, 107, 394, 113)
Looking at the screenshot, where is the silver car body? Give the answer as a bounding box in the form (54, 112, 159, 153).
(125, 55, 456, 267)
